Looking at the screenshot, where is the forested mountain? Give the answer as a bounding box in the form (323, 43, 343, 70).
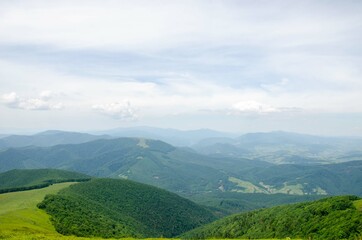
(182, 195, 362, 240)
(0, 138, 268, 195)
(0, 137, 361, 199)
(38, 178, 215, 238)
(0, 130, 110, 149)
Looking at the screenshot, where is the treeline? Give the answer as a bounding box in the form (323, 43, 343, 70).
(0, 178, 91, 194)
(182, 195, 362, 240)
(38, 193, 148, 238)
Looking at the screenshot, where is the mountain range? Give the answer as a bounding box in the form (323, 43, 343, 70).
(2, 129, 362, 165)
(1, 136, 361, 210)
(194, 131, 362, 164)
(0, 130, 110, 149)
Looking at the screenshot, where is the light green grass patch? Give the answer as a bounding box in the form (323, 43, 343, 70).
(229, 177, 268, 193)
(0, 231, 177, 239)
(0, 182, 76, 235)
(354, 199, 362, 211)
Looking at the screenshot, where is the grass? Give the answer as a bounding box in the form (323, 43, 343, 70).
(0, 231, 176, 239)
(0, 182, 76, 237)
(355, 199, 362, 211)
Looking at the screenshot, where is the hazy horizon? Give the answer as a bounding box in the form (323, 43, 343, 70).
(1, 1, 362, 136)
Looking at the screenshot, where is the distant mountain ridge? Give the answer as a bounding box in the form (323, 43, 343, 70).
(0, 130, 111, 149)
(193, 131, 362, 164)
(96, 126, 238, 146)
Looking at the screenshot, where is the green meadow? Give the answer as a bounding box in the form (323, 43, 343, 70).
(0, 182, 75, 238)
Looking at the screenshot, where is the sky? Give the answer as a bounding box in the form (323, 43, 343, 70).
(1, 0, 362, 136)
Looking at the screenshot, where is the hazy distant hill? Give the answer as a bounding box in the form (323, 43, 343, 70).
(0, 134, 8, 139)
(194, 131, 362, 164)
(97, 126, 237, 146)
(182, 195, 362, 240)
(0, 130, 110, 149)
(38, 178, 215, 238)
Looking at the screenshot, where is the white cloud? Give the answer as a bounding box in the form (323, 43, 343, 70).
(39, 90, 53, 100)
(2, 92, 20, 108)
(1, 91, 63, 110)
(92, 101, 137, 121)
(230, 101, 280, 114)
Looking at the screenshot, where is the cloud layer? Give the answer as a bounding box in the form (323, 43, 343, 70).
(0, 1, 361, 135)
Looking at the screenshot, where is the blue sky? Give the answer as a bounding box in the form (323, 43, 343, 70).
(1, 0, 362, 135)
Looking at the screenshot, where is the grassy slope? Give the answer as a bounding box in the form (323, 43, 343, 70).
(0, 182, 74, 235)
(182, 195, 362, 240)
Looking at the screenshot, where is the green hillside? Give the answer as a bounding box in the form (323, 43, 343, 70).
(188, 191, 324, 215)
(182, 195, 362, 240)
(0, 169, 91, 193)
(38, 178, 215, 238)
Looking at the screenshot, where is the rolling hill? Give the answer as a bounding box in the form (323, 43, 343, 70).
(182, 195, 362, 240)
(38, 178, 215, 238)
(0, 169, 91, 193)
